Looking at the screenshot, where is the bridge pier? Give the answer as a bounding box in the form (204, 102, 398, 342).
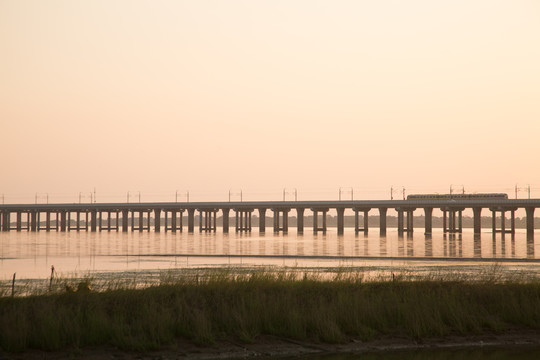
(165, 209, 184, 232)
(16, 211, 22, 231)
(60, 211, 67, 232)
(311, 208, 328, 234)
(258, 208, 266, 232)
(187, 209, 195, 232)
(379, 208, 387, 235)
(442, 208, 463, 233)
(222, 208, 230, 233)
(130, 210, 150, 231)
(121, 210, 128, 232)
(272, 208, 289, 233)
(424, 207, 433, 235)
(526, 207, 535, 240)
(199, 209, 217, 232)
(235, 209, 253, 232)
(297, 208, 305, 234)
(154, 209, 161, 232)
(30, 211, 37, 232)
(491, 208, 516, 234)
(473, 207, 482, 234)
(336, 208, 345, 235)
(353, 208, 369, 234)
(397, 208, 414, 234)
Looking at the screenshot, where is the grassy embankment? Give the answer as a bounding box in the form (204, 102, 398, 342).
(1, 267, 540, 353)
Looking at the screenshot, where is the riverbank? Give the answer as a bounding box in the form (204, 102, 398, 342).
(2, 268, 540, 356)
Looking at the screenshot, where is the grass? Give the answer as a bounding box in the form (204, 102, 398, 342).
(1, 266, 540, 353)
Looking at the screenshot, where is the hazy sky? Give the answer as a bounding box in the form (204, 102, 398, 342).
(1, 0, 539, 203)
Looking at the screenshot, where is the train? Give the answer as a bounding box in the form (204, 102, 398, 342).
(406, 193, 508, 200)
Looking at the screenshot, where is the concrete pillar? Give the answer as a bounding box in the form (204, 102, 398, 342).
(443, 210, 447, 233)
(30, 211, 37, 232)
(492, 210, 496, 233)
(526, 207, 535, 240)
(397, 210, 404, 234)
(364, 210, 369, 234)
(406, 210, 414, 233)
(354, 210, 359, 234)
(16, 212, 22, 231)
(188, 209, 195, 232)
(273, 209, 288, 233)
(473, 207, 482, 235)
(60, 211, 67, 232)
(1, 212, 9, 231)
(379, 208, 387, 235)
(76, 211, 81, 231)
(223, 208, 230, 233)
(297, 208, 304, 234)
(90, 210, 97, 232)
(458, 211, 463, 233)
(511, 210, 515, 234)
(46, 212, 51, 231)
(424, 207, 433, 235)
(337, 208, 345, 235)
(154, 208, 161, 232)
(501, 210, 506, 234)
(283, 210, 288, 234)
(258, 208, 266, 232)
(121, 210, 128, 232)
(313, 210, 318, 233)
(273, 210, 280, 233)
(170, 211, 177, 233)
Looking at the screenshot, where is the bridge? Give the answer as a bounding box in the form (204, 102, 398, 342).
(0, 198, 538, 239)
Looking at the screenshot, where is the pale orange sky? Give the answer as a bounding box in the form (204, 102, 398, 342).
(1, 0, 539, 203)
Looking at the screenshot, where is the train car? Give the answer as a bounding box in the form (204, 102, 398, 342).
(406, 193, 508, 200)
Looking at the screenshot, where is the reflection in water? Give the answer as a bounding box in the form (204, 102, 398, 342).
(286, 346, 540, 360)
(425, 235, 432, 257)
(0, 228, 539, 279)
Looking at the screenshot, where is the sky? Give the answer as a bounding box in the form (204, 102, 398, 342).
(1, 0, 539, 203)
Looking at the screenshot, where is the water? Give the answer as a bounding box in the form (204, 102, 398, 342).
(1, 228, 539, 280)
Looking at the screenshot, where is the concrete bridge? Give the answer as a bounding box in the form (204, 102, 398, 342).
(1, 198, 538, 239)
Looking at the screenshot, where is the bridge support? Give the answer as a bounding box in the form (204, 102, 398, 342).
(397, 208, 414, 235)
(272, 208, 289, 233)
(491, 208, 516, 234)
(60, 211, 67, 232)
(473, 207, 482, 234)
(154, 209, 161, 232)
(222, 208, 230, 233)
(312, 208, 329, 234)
(258, 208, 266, 232)
(187, 209, 195, 232)
(379, 208, 387, 235)
(353, 208, 370, 235)
(121, 210, 128, 232)
(337, 208, 345, 235)
(297, 208, 305, 234)
(235, 209, 253, 232)
(424, 207, 433, 235)
(165, 210, 184, 232)
(199, 209, 217, 232)
(442, 208, 463, 233)
(526, 207, 535, 240)
(131, 210, 150, 231)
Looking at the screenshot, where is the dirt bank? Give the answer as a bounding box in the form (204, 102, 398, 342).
(3, 331, 540, 360)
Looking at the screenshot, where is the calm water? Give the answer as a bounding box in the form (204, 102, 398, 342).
(1, 228, 539, 280)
